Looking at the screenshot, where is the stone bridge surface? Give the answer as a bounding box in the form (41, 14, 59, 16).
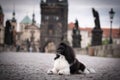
(0, 52, 120, 80)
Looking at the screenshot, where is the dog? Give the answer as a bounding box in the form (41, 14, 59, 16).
(47, 42, 95, 75)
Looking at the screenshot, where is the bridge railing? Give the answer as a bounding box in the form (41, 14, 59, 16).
(74, 44, 120, 58)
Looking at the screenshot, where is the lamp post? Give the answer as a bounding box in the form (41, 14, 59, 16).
(109, 8, 115, 44)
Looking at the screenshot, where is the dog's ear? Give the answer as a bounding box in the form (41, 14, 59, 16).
(64, 44, 75, 64)
(57, 42, 66, 51)
(59, 42, 67, 47)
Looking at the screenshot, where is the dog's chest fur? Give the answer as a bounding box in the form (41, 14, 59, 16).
(54, 55, 70, 70)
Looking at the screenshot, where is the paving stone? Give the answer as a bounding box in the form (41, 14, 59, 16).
(0, 52, 120, 80)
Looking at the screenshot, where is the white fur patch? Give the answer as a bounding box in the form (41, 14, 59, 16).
(47, 55, 70, 75)
(84, 68, 96, 74)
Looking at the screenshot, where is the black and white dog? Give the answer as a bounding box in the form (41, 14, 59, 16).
(47, 42, 95, 75)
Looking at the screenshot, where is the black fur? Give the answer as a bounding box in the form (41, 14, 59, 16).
(56, 42, 86, 74)
(70, 59, 86, 74)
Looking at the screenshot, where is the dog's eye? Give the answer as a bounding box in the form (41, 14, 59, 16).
(57, 48, 65, 51)
(57, 45, 65, 50)
(57, 50, 61, 52)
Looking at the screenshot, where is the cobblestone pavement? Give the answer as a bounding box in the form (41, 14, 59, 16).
(0, 52, 120, 80)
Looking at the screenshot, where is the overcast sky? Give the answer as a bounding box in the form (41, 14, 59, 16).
(0, 0, 120, 28)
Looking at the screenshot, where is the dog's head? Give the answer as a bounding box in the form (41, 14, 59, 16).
(55, 42, 75, 64)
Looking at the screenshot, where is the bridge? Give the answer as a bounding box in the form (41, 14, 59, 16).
(0, 52, 120, 80)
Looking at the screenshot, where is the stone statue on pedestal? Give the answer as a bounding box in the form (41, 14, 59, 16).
(4, 20, 13, 45)
(72, 20, 81, 48)
(91, 8, 103, 46)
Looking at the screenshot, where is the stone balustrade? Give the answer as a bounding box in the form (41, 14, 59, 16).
(74, 44, 120, 58)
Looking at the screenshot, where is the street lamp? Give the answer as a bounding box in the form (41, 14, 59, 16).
(109, 8, 115, 44)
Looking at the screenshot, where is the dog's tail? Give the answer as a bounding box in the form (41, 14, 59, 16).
(84, 68, 96, 74)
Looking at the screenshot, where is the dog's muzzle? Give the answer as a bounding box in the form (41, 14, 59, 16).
(54, 53, 61, 60)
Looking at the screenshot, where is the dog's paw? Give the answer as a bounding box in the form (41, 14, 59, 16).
(58, 71, 64, 75)
(84, 68, 96, 74)
(47, 70, 53, 75)
(58, 70, 70, 75)
(84, 69, 90, 74)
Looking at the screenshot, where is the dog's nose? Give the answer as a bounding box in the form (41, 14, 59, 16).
(54, 53, 60, 60)
(56, 51, 61, 54)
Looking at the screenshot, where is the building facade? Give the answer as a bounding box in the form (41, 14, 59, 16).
(40, 0, 68, 52)
(18, 15, 40, 52)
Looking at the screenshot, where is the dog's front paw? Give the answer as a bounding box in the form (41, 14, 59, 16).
(58, 70, 70, 75)
(58, 70, 64, 75)
(47, 70, 53, 75)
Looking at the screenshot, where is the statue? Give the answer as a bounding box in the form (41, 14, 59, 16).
(4, 20, 13, 45)
(91, 8, 103, 46)
(92, 8, 101, 28)
(72, 19, 81, 48)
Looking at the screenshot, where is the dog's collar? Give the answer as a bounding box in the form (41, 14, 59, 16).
(70, 59, 76, 66)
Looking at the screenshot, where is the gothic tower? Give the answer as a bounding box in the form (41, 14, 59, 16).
(11, 9, 17, 45)
(40, 0, 68, 52)
(0, 5, 4, 45)
(0, 5, 4, 25)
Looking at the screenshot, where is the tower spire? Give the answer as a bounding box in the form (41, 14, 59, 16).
(12, 3, 16, 22)
(32, 13, 36, 24)
(32, 0, 36, 24)
(13, 2, 15, 18)
(0, 5, 3, 14)
(13, 10, 15, 18)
